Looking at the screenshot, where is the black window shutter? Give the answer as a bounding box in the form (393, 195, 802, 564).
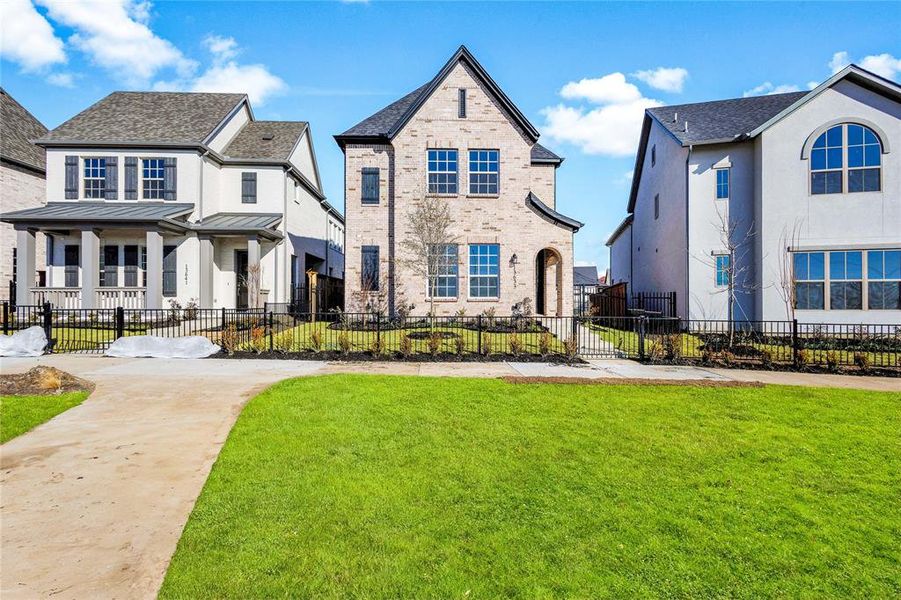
(162, 245, 177, 296)
(361, 168, 379, 204)
(124, 157, 138, 200)
(163, 157, 177, 201)
(104, 156, 118, 200)
(242, 172, 257, 203)
(65, 155, 78, 199)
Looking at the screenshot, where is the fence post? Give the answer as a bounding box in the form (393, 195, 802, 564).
(637, 315, 647, 360)
(376, 312, 381, 350)
(220, 306, 226, 331)
(268, 307, 274, 352)
(42, 301, 52, 350)
(9, 280, 16, 311)
(791, 318, 799, 367)
(477, 314, 483, 355)
(116, 306, 125, 340)
(2, 301, 8, 336)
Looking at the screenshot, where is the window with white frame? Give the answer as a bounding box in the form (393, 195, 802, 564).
(427, 149, 458, 194)
(810, 123, 882, 194)
(84, 158, 106, 199)
(716, 168, 730, 199)
(867, 250, 901, 310)
(715, 254, 730, 287)
(829, 250, 862, 309)
(428, 244, 458, 298)
(468, 149, 499, 195)
(793, 252, 825, 309)
(142, 158, 165, 199)
(468, 244, 499, 298)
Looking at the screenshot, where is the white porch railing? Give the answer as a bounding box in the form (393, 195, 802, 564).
(30, 287, 147, 309)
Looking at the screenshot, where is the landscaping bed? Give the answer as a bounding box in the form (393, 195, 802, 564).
(219, 350, 581, 363)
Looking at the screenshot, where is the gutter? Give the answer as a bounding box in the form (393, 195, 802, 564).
(684, 144, 692, 320)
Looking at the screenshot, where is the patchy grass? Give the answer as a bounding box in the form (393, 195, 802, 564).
(161, 375, 901, 598)
(0, 392, 89, 443)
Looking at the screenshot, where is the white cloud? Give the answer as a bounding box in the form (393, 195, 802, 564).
(632, 67, 689, 93)
(806, 81, 819, 90)
(574, 260, 595, 267)
(204, 34, 239, 62)
(0, 0, 66, 72)
(829, 51, 851, 74)
(560, 73, 642, 104)
(36, 0, 196, 85)
(830, 50, 901, 81)
(742, 81, 801, 97)
(46, 72, 75, 87)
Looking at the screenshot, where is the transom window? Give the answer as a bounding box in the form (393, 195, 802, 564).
(810, 124, 882, 194)
(793, 252, 825, 309)
(468, 244, 499, 298)
(468, 149, 499, 195)
(84, 158, 106, 199)
(715, 254, 730, 287)
(142, 158, 165, 199)
(829, 251, 862, 310)
(427, 149, 458, 194)
(428, 244, 458, 298)
(867, 250, 901, 310)
(716, 168, 730, 199)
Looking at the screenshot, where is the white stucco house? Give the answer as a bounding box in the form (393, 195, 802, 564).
(607, 65, 900, 325)
(1, 91, 344, 310)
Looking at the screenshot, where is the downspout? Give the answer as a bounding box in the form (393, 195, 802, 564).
(684, 144, 693, 320)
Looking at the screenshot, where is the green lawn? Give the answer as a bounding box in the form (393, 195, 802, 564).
(161, 375, 901, 598)
(0, 392, 89, 443)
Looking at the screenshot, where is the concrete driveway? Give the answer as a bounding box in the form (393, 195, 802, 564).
(1, 356, 324, 600)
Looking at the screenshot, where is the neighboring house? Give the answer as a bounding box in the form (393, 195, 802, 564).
(607, 65, 900, 324)
(1, 88, 48, 301)
(573, 265, 599, 287)
(335, 46, 582, 316)
(573, 264, 601, 316)
(1, 91, 343, 310)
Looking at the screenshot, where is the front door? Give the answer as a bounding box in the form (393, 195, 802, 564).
(535, 250, 547, 315)
(235, 249, 249, 309)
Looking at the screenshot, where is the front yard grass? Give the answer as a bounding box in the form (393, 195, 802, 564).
(161, 375, 901, 598)
(0, 392, 89, 443)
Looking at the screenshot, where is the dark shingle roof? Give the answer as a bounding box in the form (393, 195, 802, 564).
(222, 121, 307, 160)
(573, 265, 599, 286)
(37, 92, 246, 145)
(531, 142, 563, 164)
(1, 88, 48, 171)
(526, 192, 583, 232)
(647, 92, 808, 145)
(339, 84, 429, 138)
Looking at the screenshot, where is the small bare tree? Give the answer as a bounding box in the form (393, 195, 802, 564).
(775, 220, 803, 321)
(398, 196, 457, 318)
(244, 263, 262, 309)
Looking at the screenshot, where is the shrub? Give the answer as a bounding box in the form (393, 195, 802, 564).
(251, 326, 266, 354)
(400, 333, 413, 357)
(370, 336, 385, 356)
(662, 334, 681, 360)
(309, 328, 323, 352)
(538, 331, 552, 356)
(276, 328, 295, 353)
(481, 334, 492, 356)
(482, 307, 497, 328)
(337, 332, 351, 354)
(796, 349, 810, 367)
(564, 335, 579, 360)
(825, 350, 840, 372)
(427, 331, 443, 355)
(508, 332, 523, 355)
(701, 346, 716, 364)
(453, 334, 465, 355)
(853, 352, 871, 372)
(760, 348, 774, 368)
(721, 350, 735, 365)
(220, 324, 238, 355)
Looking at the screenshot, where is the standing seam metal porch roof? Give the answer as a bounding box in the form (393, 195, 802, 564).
(0, 202, 195, 222)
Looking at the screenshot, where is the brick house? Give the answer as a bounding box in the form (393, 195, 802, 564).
(335, 46, 582, 316)
(1, 88, 48, 301)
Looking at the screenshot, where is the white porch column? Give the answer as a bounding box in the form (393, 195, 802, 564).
(80, 228, 100, 309)
(247, 236, 261, 308)
(145, 230, 163, 309)
(15, 228, 36, 307)
(199, 236, 214, 308)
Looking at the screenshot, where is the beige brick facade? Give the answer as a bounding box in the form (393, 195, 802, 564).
(343, 61, 576, 316)
(0, 162, 46, 300)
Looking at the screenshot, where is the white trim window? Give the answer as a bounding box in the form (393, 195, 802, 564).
(427, 149, 458, 194)
(83, 157, 106, 199)
(810, 124, 882, 194)
(715, 168, 730, 200)
(793, 252, 825, 309)
(714, 254, 730, 287)
(142, 158, 165, 199)
(828, 251, 863, 310)
(867, 250, 901, 310)
(847, 124, 881, 192)
(468, 149, 499, 195)
(468, 244, 499, 299)
(427, 244, 458, 299)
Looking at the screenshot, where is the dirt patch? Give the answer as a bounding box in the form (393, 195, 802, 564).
(0, 366, 95, 396)
(500, 376, 764, 388)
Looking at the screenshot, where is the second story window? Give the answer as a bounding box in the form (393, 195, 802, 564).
(427, 149, 457, 194)
(84, 158, 106, 199)
(142, 158, 165, 199)
(654, 194, 659, 219)
(810, 125, 843, 194)
(468, 150, 499, 195)
(716, 168, 730, 199)
(715, 254, 730, 287)
(241, 172, 257, 204)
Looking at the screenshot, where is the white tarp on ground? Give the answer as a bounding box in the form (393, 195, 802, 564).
(0, 326, 48, 357)
(106, 335, 221, 359)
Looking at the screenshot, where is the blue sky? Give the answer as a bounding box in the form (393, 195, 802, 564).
(2, 1, 899, 271)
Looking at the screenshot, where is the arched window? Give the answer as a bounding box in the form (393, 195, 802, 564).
(810, 123, 882, 194)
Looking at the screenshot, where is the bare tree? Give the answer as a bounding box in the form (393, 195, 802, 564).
(244, 263, 262, 309)
(398, 196, 457, 318)
(775, 220, 803, 321)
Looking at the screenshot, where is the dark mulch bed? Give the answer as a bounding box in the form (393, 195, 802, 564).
(502, 376, 764, 388)
(0, 366, 95, 396)
(405, 331, 460, 340)
(644, 358, 900, 378)
(217, 351, 583, 364)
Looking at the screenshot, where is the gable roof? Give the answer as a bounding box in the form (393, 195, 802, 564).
(573, 265, 599, 286)
(627, 63, 901, 213)
(36, 91, 247, 146)
(1, 88, 48, 172)
(223, 121, 308, 161)
(335, 45, 542, 149)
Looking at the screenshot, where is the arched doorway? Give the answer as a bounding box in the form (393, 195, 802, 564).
(535, 248, 563, 316)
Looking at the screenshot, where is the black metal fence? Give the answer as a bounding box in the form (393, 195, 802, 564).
(2, 301, 899, 372)
(290, 278, 344, 314)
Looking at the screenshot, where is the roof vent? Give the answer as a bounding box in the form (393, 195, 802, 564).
(673, 112, 678, 123)
(262, 134, 274, 141)
(683, 121, 689, 133)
